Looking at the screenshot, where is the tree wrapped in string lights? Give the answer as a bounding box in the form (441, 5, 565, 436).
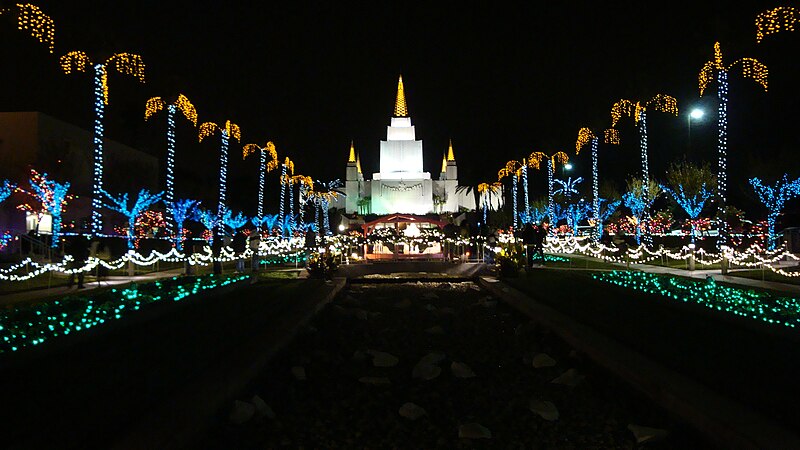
(199, 120, 241, 233)
(528, 151, 569, 230)
(278, 157, 294, 236)
(756, 6, 798, 43)
(477, 182, 503, 225)
(165, 199, 198, 251)
(221, 208, 249, 232)
(0, 3, 55, 52)
(661, 161, 716, 243)
(611, 95, 678, 246)
(699, 42, 768, 249)
(145, 94, 198, 236)
(308, 179, 344, 236)
(595, 198, 621, 239)
(749, 175, 800, 250)
(60, 51, 146, 235)
(498, 160, 525, 230)
(1, 179, 16, 205)
(101, 189, 163, 249)
(576, 127, 619, 240)
(193, 207, 219, 242)
(622, 178, 661, 245)
(242, 140, 279, 223)
(16, 170, 72, 248)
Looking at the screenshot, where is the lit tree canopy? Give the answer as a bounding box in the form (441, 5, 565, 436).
(101, 189, 163, 249)
(756, 6, 799, 43)
(749, 174, 800, 249)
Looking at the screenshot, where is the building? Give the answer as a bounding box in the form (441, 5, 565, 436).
(338, 76, 475, 215)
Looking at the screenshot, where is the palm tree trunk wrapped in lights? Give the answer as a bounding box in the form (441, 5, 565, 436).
(145, 94, 198, 237)
(199, 120, 242, 234)
(243, 141, 279, 223)
(60, 51, 146, 235)
(610, 94, 678, 246)
(576, 127, 620, 241)
(698, 42, 768, 250)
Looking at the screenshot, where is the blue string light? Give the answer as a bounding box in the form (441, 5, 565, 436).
(166, 199, 198, 250)
(590, 138, 600, 240)
(716, 70, 729, 250)
(637, 110, 652, 247)
(749, 175, 800, 250)
(217, 131, 229, 234)
(662, 184, 713, 243)
(165, 105, 177, 235)
(0, 180, 15, 204)
(258, 149, 266, 220)
(92, 64, 105, 235)
(548, 159, 554, 228)
(522, 165, 529, 218)
(101, 189, 164, 249)
(512, 173, 518, 230)
(553, 177, 584, 197)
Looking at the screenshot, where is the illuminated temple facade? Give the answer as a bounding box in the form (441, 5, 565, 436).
(339, 76, 475, 215)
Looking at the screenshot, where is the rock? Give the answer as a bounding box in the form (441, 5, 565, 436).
(532, 353, 557, 368)
(359, 376, 391, 385)
(229, 400, 255, 424)
(627, 424, 669, 444)
(399, 402, 427, 420)
(425, 325, 445, 334)
(366, 350, 400, 367)
(450, 361, 476, 378)
(529, 399, 559, 421)
(412, 363, 442, 380)
(551, 368, 584, 387)
(458, 423, 492, 439)
(418, 352, 446, 366)
(394, 298, 413, 308)
(291, 366, 306, 380)
(251, 395, 276, 419)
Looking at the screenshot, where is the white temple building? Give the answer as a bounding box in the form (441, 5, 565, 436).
(337, 76, 475, 215)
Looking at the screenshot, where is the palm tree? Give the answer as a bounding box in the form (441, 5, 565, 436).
(60, 51, 146, 235)
(528, 151, 569, 230)
(145, 94, 198, 236)
(278, 157, 295, 236)
(755, 7, 799, 43)
(242, 141, 279, 222)
(199, 120, 241, 233)
(499, 160, 524, 230)
(576, 127, 619, 240)
(610, 94, 678, 246)
(699, 42, 768, 249)
(308, 180, 345, 236)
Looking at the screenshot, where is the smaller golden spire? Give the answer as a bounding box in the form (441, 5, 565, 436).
(441, 154, 447, 173)
(356, 152, 362, 173)
(348, 140, 356, 163)
(394, 75, 408, 117)
(447, 139, 455, 161)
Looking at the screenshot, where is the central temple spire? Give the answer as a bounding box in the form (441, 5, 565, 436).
(393, 75, 408, 117)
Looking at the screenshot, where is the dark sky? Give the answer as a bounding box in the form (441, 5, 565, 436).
(2, 1, 799, 217)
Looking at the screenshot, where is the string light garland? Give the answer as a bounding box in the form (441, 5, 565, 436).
(199, 120, 241, 233)
(593, 271, 800, 329)
(145, 94, 197, 236)
(749, 175, 800, 250)
(0, 3, 55, 52)
(699, 42, 768, 250)
(756, 6, 798, 43)
(60, 51, 146, 235)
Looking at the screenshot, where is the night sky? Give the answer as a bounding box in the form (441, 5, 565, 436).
(2, 1, 798, 218)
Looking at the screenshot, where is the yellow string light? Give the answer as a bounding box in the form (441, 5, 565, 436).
(198, 122, 218, 143)
(2, 3, 55, 53)
(242, 144, 259, 159)
(576, 127, 596, 154)
(447, 139, 455, 161)
(59, 51, 92, 74)
(550, 151, 569, 166)
(108, 52, 146, 84)
(699, 42, 768, 96)
(527, 151, 546, 170)
(266, 141, 279, 171)
(175, 94, 198, 126)
(394, 75, 408, 117)
(604, 128, 620, 145)
(756, 6, 798, 43)
(284, 157, 294, 175)
(611, 94, 677, 127)
(144, 97, 165, 121)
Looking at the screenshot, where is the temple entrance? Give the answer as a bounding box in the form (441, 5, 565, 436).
(361, 214, 446, 261)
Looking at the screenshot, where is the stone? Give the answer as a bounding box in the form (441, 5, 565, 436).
(251, 395, 276, 419)
(532, 353, 557, 368)
(627, 424, 669, 444)
(412, 363, 441, 380)
(450, 361, 476, 378)
(551, 368, 584, 387)
(458, 423, 492, 439)
(419, 352, 446, 366)
(398, 402, 427, 420)
(229, 400, 255, 424)
(291, 366, 306, 380)
(367, 350, 400, 367)
(529, 399, 559, 421)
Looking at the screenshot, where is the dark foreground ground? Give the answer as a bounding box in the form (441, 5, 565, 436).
(203, 281, 706, 448)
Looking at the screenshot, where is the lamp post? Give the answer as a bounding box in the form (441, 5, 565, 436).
(687, 108, 704, 151)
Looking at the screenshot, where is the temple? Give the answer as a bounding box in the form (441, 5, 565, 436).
(339, 76, 475, 215)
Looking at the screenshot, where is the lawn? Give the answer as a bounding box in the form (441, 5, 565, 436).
(728, 269, 800, 286)
(505, 270, 800, 434)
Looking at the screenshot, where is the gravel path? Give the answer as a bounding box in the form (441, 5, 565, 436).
(204, 281, 705, 448)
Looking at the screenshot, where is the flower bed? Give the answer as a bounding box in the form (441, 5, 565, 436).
(592, 271, 800, 329)
(0, 273, 250, 354)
